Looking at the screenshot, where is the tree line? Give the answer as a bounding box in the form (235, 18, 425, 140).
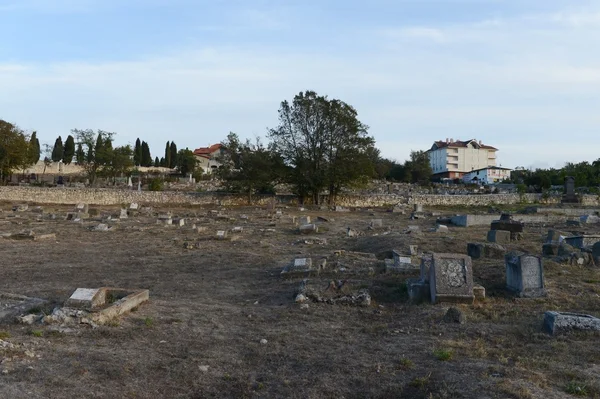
(509, 161, 600, 192)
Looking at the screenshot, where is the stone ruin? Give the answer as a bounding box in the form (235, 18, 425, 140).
(543, 311, 600, 335)
(489, 213, 523, 241)
(294, 279, 371, 307)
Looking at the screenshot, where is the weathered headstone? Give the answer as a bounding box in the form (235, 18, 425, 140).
(429, 253, 474, 304)
(119, 209, 128, 219)
(282, 258, 313, 275)
(543, 311, 600, 335)
(75, 203, 89, 213)
(216, 230, 228, 240)
(561, 176, 579, 203)
(414, 204, 423, 213)
(129, 202, 139, 210)
(409, 245, 418, 256)
(406, 278, 430, 303)
(505, 253, 546, 297)
(370, 219, 383, 228)
(173, 218, 185, 227)
(487, 230, 511, 244)
(298, 216, 311, 225)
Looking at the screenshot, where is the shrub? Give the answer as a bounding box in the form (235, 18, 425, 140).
(148, 178, 164, 191)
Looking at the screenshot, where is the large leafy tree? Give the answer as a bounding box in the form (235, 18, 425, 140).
(176, 148, 197, 176)
(72, 128, 116, 185)
(218, 132, 286, 202)
(51, 136, 64, 162)
(0, 120, 31, 183)
(268, 90, 375, 204)
(63, 135, 75, 164)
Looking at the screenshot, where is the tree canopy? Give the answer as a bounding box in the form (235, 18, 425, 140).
(0, 120, 31, 183)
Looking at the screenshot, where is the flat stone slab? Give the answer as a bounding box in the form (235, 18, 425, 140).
(564, 235, 600, 249)
(543, 311, 600, 335)
(60, 287, 149, 324)
(282, 258, 313, 275)
(0, 292, 46, 323)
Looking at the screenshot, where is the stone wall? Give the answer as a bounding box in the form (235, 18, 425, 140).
(1, 186, 599, 208)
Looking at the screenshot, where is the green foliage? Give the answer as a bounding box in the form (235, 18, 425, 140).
(154, 156, 160, 167)
(511, 161, 600, 192)
(63, 135, 75, 164)
(72, 128, 117, 184)
(169, 141, 178, 168)
(164, 141, 171, 168)
(565, 381, 588, 396)
(0, 120, 31, 182)
(51, 136, 63, 162)
(28, 131, 41, 164)
(268, 90, 375, 204)
(433, 349, 453, 361)
(218, 132, 286, 200)
(0, 331, 10, 340)
(177, 148, 197, 176)
(141, 141, 152, 167)
(134, 138, 142, 166)
(386, 151, 432, 184)
(148, 178, 164, 191)
(30, 329, 43, 337)
(75, 143, 85, 164)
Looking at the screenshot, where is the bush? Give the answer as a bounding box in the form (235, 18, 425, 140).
(148, 178, 164, 191)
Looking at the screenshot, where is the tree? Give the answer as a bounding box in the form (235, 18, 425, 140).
(0, 120, 30, 183)
(105, 145, 134, 181)
(218, 132, 286, 202)
(63, 135, 75, 164)
(169, 141, 178, 168)
(268, 90, 375, 204)
(75, 143, 85, 165)
(164, 141, 171, 169)
(51, 136, 63, 162)
(28, 131, 41, 165)
(154, 156, 160, 167)
(134, 138, 142, 166)
(176, 148, 197, 177)
(404, 150, 432, 184)
(141, 141, 152, 167)
(160, 157, 166, 167)
(72, 128, 116, 185)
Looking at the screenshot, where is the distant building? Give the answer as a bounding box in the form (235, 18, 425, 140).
(427, 138, 498, 179)
(193, 144, 224, 174)
(461, 166, 512, 185)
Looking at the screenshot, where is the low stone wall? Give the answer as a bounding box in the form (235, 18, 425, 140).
(1, 186, 599, 208)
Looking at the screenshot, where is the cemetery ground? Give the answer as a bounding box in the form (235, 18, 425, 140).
(0, 202, 599, 399)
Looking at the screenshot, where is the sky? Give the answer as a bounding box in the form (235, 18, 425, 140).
(1, 0, 599, 169)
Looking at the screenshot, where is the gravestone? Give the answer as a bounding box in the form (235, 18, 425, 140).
(75, 203, 89, 213)
(119, 209, 128, 219)
(387, 250, 417, 272)
(370, 219, 383, 228)
(299, 224, 318, 234)
(173, 218, 185, 227)
(414, 204, 423, 213)
(298, 216, 311, 225)
(505, 253, 546, 297)
(561, 176, 579, 203)
(282, 258, 313, 275)
(409, 245, 418, 256)
(129, 203, 139, 210)
(543, 311, 600, 335)
(546, 229, 565, 244)
(420, 254, 433, 282)
(429, 253, 474, 304)
(487, 230, 511, 244)
(216, 230, 228, 240)
(406, 278, 430, 303)
(231, 226, 243, 233)
(157, 215, 172, 225)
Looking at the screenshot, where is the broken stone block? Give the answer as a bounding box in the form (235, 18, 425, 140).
(65, 288, 104, 310)
(505, 252, 546, 298)
(473, 285, 486, 299)
(299, 224, 318, 234)
(487, 230, 511, 244)
(298, 216, 311, 225)
(434, 224, 448, 233)
(231, 226, 243, 233)
(467, 242, 506, 259)
(91, 224, 110, 232)
(443, 307, 465, 324)
(429, 253, 474, 304)
(347, 227, 359, 237)
(580, 215, 600, 224)
(543, 311, 600, 335)
(216, 230, 228, 240)
(409, 245, 418, 256)
(370, 219, 383, 228)
(282, 258, 313, 275)
(157, 215, 172, 225)
(407, 278, 429, 304)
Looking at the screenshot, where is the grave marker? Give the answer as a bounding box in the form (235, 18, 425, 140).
(505, 253, 546, 297)
(429, 253, 474, 304)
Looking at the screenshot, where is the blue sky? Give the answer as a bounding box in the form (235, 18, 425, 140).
(1, 0, 599, 169)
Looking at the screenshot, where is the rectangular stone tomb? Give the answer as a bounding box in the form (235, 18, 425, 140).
(544, 311, 600, 335)
(299, 224, 318, 234)
(487, 230, 511, 244)
(490, 220, 523, 233)
(75, 203, 89, 213)
(64, 287, 149, 323)
(119, 209, 128, 219)
(0, 292, 46, 323)
(387, 250, 417, 272)
(564, 235, 600, 249)
(281, 258, 313, 275)
(216, 230, 228, 240)
(429, 253, 474, 304)
(298, 216, 311, 225)
(157, 215, 172, 225)
(505, 253, 546, 297)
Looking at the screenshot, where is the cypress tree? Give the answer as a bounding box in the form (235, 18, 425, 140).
(165, 141, 171, 169)
(76, 143, 85, 164)
(154, 157, 160, 167)
(29, 131, 41, 164)
(51, 136, 64, 162)
(169, 141, 178, 169)
(134, 138, 142, 166)
(63, 135, 75, 164)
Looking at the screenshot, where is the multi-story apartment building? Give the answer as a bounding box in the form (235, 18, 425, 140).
(427, 138, 498, 179)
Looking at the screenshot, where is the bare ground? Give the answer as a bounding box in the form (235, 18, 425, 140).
(0, 202, 599, 398)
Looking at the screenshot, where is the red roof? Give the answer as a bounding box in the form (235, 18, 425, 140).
(193, 143, 222, 156)
(430, 139, 497, 151)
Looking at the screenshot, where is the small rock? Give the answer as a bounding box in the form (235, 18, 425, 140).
(198, 365, 210, 372)
(260, 339, 268, 345)
(443, 307, 465, 324)
(300, 304, 309, 310)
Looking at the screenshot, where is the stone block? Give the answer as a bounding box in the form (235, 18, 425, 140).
(542, 243, 559, 256)
(434, 224, 449, 233)
(282, 258, 313, 275)
(420, 255, 432, 283)
(216, 230, 228, 240)
(429, 253, 474, 304)
(505, 253, 546, 297)
(231, 226, 243, 233)
(75, 203, 89, 213)
(407, 278, 430, 304)
(65, 288, 104, 310)
(580, 215, 600, 224)
(409, 245, 418, 256)
(467, 242, 506, 259)
(173, 218, 185, 227)
(487, 230, 511, 244)
(564, 235, 600, 249)
(370, 219, 383, 228)
(298, 216, 311, 225)
(299, 224, 318, 234)
(119, 209, 128, 219)
(491, 220, 523, 233)
(414, 204, 423, 212)
(543, 311, 600, 335)
(129, 202, 139, 210)
(473, 285, 486, 299)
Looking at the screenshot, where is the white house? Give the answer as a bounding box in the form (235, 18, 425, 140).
(427, 138, 498, 179)
(461, 166, 512, 185)
(193, 144, 225, 174)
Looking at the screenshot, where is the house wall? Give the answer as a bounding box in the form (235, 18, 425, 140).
(430, 143, 497, 177)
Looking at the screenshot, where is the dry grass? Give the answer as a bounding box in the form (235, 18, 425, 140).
(0, 202, 599, 398)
